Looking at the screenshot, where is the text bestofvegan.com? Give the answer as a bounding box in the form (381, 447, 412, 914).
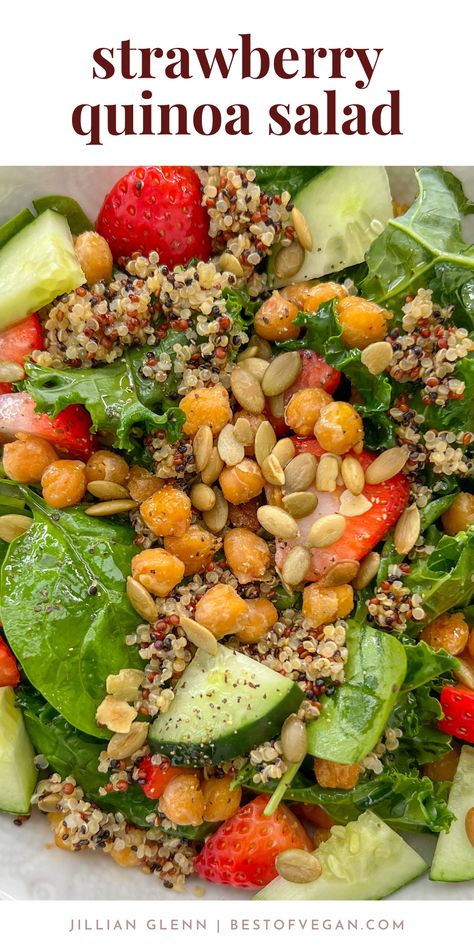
(65, 916, 405, 933)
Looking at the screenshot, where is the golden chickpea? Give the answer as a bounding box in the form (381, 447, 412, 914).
(85, 450, 129, 485)
(421, 612, 469, 656)
(159, 773, 204, 827)
(468, 627, 474, 661)
(314, 758, 361, 790)
(441, 492, 474, 536)
(2, 434, 59, 484)
(337, 297, 389, 350)
(164, 525, 222, 576)
(179, 384, 232, 437)
(236, 598, 278, 644)
(202, 774, 242, 822)
(223, 528, 271, 584)
(74, 231, 113, 285)
(422, 748, 460, 782)
(131, 548, 185, 597)
(41, 460, 87, 508)
(110, 846, 142, 868)
(194, 584, 248, 638)
(303, 583, 354, 626)
(281, 281, 348, 313)
(48, 813, 77, 852)
(140, 485, 191, 538)
(219, 459, 264, 505)
(314, 401, 364, 455)
(232, 410, 266, 457)
(254, 291, 300, 342)
(127, 465, 163, 503)
(285, 388, 333, 437)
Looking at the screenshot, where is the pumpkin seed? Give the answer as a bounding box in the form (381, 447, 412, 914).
(308, 513, 346, 548)
(85, 500, 138, 516)
(254, 420, 277, 467)
(454, 658, 474, 691)
(394, 504, 420, 555)
(236, 344, 259, 362)
(87, 480, 130, 500)
(217, 424, 245, 466)
(106, 668, 144, 701)
(126, 576, 158, 623)
(266, 485, 284, 508)
(291, 206, 313, 252)
(219, 252, 243, 277)
(233, 416, 254, 445)
(276, 849, 322, 884)
(193, 425, 213, 472)
(239, 356, 270, 382)
(274, 241, 305, 280)
(273, 438, 296, 468)
(338, 490, 373, 518)
(284, 453, 318, 493)
(316, 453, 339, 492)
(0, 360, 25, 382)
(96, 695, 138, 734)
(353, 551, 381, 590)
(281, 714, 308, 763)
(361, 340, 393, 375)
(261, 454, 285, 486)
(365, 447, 409, 485)
(262, 351, 301, 397)
(203, 488, 228, 533)
(107, 722, 149, 759)
(341, 456, 365, 495)
(465, 807, 474, 848)
(37, 793, 63, 813)
(190, 482, 216, 512)
(268, 392, 285, 418)
(257, 505, 299, 539)
(281, 545, 311, 586)
(230, 365, 265, 413)
(179, 615, 218, 655)
(200, 447, 224, 485)
(246, 334, 273, 361)
(320, 560, 359, 586)
(282, 491, 318, 519)
(0, 514, 33, 542)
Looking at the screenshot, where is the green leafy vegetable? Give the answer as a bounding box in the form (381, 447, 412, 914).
(402, 641, 458, 692)
(250, 166, 327, 197)
(430, 263, 474, 328)
(402, 528, 474, 630)
(1, 489, 144, 737)
(410, 354, 474, 434)
(0, 208, 35, 251)
(222, 285, 259, 332)
(387, 686, 453, 770)
(32, 195, 94, 235)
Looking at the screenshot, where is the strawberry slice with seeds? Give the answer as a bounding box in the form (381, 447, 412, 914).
(0, 392, 96, 460)
(0, 314, 44, 365)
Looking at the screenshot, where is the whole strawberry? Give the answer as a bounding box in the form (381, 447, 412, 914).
(96, 166, 212, 268)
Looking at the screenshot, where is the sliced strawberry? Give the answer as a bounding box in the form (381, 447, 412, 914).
(138, 755, 191, 800)
(0, 636, 20, 687)
(438, 685, 474, 743)
(264, 351, 340, 437)
(0, 314, 44, 364)
(0, 383, 13, 395)
(194, 794, 312, 889)
(0, 392, 96, 460)
(276, 443, 410, 582)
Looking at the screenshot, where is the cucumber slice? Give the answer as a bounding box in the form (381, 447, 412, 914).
(307, 625, 407, 763)
(149, 644, 303, 765)
(255, 811, 427, 900)
(0, 209, 85, 331)
(430, 745, 474, 882)
(0, 686, 37, 814)
(269, 166, 392, 285)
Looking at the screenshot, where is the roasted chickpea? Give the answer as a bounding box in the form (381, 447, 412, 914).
(236, 598, 278, 644)
(194, 583, 248, 638)
(219, 459, 264, 505)
(283, 280, 348, 314)
(159, 773, 204, 827)
(202, 774, 242, 822)
(126, 465, 163, 503)
(337, 297, 389, 349)
(164, 525, 222, 576)
(2, 434, 59, 484)
(179, 384, 232, 437)
(254, 291, 300, 342)
(85, 450, 129, 485)
(303, 583, 354, 626)
(223, 528, 271, 584)
(140, 485, 191, 538)
(421, 612, 469, 656)
(232, 409, 266, 457)
(131, 548, 185, 597)
(110, 844, 142, 868)
(441, 492, 474, 536)
(74, 231, 113, 285)
(285, 388, 333, 437)
(314, 758, 361, 790)
(41, 460, 87, 508)
(48, 813, 77, 852)
(314, 401, 364, 455)
(422, 747, 460, 782)
(468, 627, 474, 661)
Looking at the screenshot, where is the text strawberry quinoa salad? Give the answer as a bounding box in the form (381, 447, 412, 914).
(0, 165, 473, 898)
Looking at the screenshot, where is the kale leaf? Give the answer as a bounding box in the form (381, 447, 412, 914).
(402, 640, 458, 692)
(250, 166, 327, 197)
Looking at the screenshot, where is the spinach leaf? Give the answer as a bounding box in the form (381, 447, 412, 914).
(402, 641, 458, 692)
(0, 208, 35, 251)
(1, 489, 144, 737)
(32, 195, 94, 235)
(24, 331, 186, 462)
(250, 166, 327, 197)
(361, 167, 474, 313)
(430, 263, 474, 328)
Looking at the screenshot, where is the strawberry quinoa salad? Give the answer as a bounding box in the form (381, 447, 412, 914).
(0, 165, 473, 898)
